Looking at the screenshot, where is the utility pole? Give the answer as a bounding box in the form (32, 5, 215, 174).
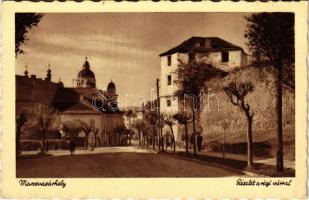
(156, 78, 162, 150)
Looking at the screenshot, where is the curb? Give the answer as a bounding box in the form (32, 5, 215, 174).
(161, 151, 270, 177)
(241, 170, 269, 177)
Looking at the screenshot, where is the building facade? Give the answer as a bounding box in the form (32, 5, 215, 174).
(16, 58, 124, 147)
(159, 37, 248, 141)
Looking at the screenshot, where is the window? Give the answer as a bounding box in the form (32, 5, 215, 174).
(167, 100, 171, 107)
(167, 55, 171, 66)
(167, 75, 172, 85)
(188, 53, 195, 63)
(221, 51, 229, 62)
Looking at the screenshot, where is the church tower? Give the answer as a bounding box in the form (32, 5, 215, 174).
(76, 57, 96, 88)
(46, 63, 51, 81)
(107, 80, 119, 109)
(24, 64, 29, 77)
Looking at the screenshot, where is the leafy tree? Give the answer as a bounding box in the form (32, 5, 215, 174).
(16, 110, 29, 157)
(224, 81, 255, 169)
(79, 120, 94, 150)
(173, 111, 192, 156)
(15, 13, 43, 56)
(245, 13, 294, 172)
(175, 59, 226, 156)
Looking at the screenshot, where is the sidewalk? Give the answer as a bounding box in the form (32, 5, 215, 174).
(21, 146, 155, 157)
(199, 151, 295, 170)
(171, 149, 295, 177)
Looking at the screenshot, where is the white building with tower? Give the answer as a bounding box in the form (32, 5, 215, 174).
(159, 36, 247, 141)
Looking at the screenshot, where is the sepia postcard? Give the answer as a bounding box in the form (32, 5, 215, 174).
(1, 1, 308, 198)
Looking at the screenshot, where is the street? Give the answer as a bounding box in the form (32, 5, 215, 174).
(17, 146, 243, 178)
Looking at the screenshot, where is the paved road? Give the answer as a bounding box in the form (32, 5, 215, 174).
(17, 147, 243, 178)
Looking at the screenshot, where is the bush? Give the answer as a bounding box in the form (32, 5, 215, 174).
(20, 140, 41, 151)
(209, 141, 273, 157)
(20, 139, 70, 151)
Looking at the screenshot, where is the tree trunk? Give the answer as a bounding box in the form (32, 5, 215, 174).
(153, 127, 156, 150)
(169, 125, 176, 154)
(223, 130, 225, 161)
(41, 130, 46, 153)
(16, 128, 21, 157)
(192, 108, 197, 157)
(85, 133, 88, 149)
(138, 131, 141, 146)
(246, 117, 253, 168)
(185, 122, 189, 156)
(276, 65, 284, 172)
(142, 133, 145, 146)
(94, 134, 97, 147)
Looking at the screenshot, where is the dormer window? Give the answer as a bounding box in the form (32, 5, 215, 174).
(221, 51, 229, 63)
(167, 55, 171, 66)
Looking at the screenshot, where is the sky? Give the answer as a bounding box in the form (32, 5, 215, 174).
(16, 12, 252, 107)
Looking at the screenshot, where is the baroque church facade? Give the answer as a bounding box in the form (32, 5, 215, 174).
(16, 58, 124, 147)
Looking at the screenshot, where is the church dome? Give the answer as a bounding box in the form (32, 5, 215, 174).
(77, 59, 95, 79)
(76, 57, 96, 88)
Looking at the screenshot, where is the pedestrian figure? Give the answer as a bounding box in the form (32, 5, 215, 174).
(197, 133, 203, 152)
(69, 139, 76, 155)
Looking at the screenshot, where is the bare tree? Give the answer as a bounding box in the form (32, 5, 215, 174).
(79, 120, 94, 150)
(175, 59, 227, 157)
(60, 120, 81, 139)
(224, 81, 254, 169)
(132, 119, 147, 147)
(162, 114, 176, 153)
(112, 124, 127, 145)
(35, 106, 57, 154)
(221, 121, 229, 161)
(173, 111, 192, 156)
(16, 110, 28, 157)
(144, 102, 159, 150)
(93, 128, 99, 147)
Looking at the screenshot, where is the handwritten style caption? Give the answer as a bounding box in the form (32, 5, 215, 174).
(236, 178, 292, 187)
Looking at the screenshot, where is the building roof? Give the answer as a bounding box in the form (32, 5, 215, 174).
(52, 87, 123, 114)
(52, 87, 98, 103)
(159, 37, 245, 57)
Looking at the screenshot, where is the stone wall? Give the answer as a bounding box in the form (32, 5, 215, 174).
(200, 66, 295, 139)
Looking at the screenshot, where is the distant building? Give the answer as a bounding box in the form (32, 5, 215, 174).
(123, 107, 144, 129)
(16, 58, 124, 146)
(159, 37, 248, 140)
